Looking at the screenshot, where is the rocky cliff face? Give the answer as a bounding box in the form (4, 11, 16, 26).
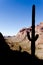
(5, 22, 43, 59)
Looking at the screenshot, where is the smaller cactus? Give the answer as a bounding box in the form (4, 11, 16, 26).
(19, 46, 22, 52)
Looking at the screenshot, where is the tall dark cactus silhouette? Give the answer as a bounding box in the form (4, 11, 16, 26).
(27, 5, 39, 56)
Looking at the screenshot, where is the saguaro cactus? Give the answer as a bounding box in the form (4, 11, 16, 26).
(27, 5, 39, 56)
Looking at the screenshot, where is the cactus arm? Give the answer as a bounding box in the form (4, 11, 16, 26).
(35, 34, 39, 41)
(27, 31, 32, 41)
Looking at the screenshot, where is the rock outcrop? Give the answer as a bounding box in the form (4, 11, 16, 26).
(5, 22, 43, 59)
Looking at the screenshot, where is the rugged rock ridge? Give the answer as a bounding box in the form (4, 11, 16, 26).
(5, 22, 43, 59)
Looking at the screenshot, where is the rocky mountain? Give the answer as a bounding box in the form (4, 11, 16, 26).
(5, 22, 43, 59)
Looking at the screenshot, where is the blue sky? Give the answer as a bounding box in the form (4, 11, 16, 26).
(0, 0, 43, 36)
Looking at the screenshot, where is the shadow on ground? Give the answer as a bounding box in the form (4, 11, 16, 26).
(0, 32, 43, 65)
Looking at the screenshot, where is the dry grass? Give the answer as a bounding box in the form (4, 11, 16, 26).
(5, 38, 43, 59)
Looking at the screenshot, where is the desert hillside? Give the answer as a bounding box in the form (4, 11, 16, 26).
(5, 22, 43, 59)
